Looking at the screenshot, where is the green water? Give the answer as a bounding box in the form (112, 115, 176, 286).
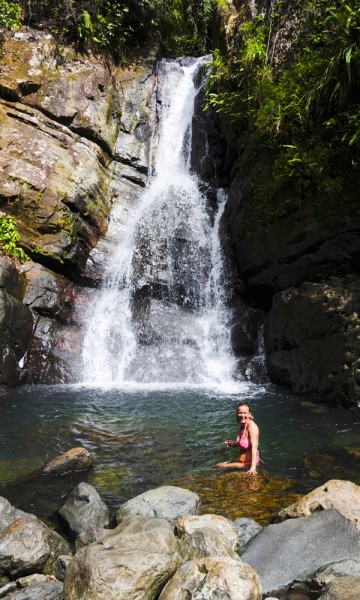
(0, 383, 359, 524)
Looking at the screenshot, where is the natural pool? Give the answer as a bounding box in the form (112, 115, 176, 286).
(0, 382, 359, 526)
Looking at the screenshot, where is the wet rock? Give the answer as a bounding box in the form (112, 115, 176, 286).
(0, 517, 71, 578)
(175, 514, 239, 560)
(264, 279, 360, 407)
(64, 515, 182, 600)
(241, 510, 360, 596)
(116, 485, 202, 526)
(159, 556, 262, 600)
(0, 257, 27, 302)
(0, 288, 33, 386)
(42, 448, 92, 476)
(0, 497, 37, 534)
(10, 580, 64, 599)
(318, 576, 360, 600)
(58, 482, 109, 536)
(276, 479, 360, 528)
(302, 447, 360, 484)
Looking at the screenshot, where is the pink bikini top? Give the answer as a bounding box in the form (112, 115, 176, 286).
(236, 423, 250, 450)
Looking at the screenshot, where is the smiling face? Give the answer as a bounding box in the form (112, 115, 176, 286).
(236, 404, 251, 424)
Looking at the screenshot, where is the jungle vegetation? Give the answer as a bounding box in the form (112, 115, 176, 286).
(207, 0, 360, 223)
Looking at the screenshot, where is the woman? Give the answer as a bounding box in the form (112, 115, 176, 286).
(216, 402, 262, 475)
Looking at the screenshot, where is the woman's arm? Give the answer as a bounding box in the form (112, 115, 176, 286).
(247, 422, 259, 475)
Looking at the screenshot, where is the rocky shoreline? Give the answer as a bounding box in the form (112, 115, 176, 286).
(0, 469, 359, 599)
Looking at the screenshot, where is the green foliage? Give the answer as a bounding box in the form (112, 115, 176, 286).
(207, 0, 360, 223)
(18, 0, 214, 57)
(0, 215, 28, 263)
(0, 0, 22, 29)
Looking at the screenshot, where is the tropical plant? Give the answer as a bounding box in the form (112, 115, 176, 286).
(0, 215, 28, 262)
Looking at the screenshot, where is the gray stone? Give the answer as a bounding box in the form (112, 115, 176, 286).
(52, 555, 73, 582)
(312, 559, 360, 588)
(116, 485, 202, 526)
(10, 580, 64, 599)
(58, 482, 109, 536)
(241, 509, 360, 596)
(232, 517, 263, 552)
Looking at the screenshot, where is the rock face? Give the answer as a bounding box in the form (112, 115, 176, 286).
(58, 482, 110, 536)
(265, 278, 360, 406)
(214, 1, 360, 406)
(0, 28, 157, 384)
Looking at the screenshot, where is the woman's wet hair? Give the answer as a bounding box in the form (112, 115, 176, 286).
(236, 402, 253, 421)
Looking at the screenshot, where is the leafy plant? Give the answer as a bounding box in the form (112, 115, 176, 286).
(0, 0, 22, 29)
(0, 215, 28, 262)
(206, 0, 360, 224)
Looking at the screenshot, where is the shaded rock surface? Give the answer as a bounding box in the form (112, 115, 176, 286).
(58, 482, 109, 536)
(264, 278, 360, 406)
(241, 509, 360, 596)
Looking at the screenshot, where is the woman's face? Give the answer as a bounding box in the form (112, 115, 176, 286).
(237, 405, 250, 423)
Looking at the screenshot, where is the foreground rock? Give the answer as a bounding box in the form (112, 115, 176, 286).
(241, 509, 360, 597)
(116, 485, 202, 525)
(318, 575, 360, 600)
(0, 517, 71, 578)
(58, 482, 109, 536)
(159, 556, 262, 600)
(276, 479, 360, 528)
(175, 514, 239, 560)
(64, 515, 182, 600)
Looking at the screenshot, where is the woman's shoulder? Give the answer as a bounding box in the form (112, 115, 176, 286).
(248, 420, 259, 432)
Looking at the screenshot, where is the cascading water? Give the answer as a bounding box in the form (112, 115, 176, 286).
(82, 57, 238, 389)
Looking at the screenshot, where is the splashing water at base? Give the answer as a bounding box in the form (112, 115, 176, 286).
(82, 57, 238, 390)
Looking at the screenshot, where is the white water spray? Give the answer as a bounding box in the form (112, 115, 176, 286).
(82, 57, 238, 389)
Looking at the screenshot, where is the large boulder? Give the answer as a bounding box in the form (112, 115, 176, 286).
(175, 514, 239, 560)
(0, 287, 33, 386)
(9, 580, 64, 599)
(159, 556, 262, 600)
(264, 278, 360, 406)
(116, 485, 202, 526)
(241, 509, 360, 597)
(64, 515, 182, 600)
(0, 517, 71, 578)
(58, 482, 109, 536)
(276, 479, 360, 528)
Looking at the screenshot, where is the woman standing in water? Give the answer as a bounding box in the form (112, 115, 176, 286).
(216, 402, 262, 475)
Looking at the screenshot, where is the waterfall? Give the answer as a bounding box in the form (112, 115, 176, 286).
(82, 57, 238, 390)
